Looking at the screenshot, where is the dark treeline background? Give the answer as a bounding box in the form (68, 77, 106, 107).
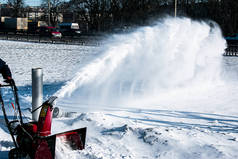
(60, 0, 238, 36)
(6, 0, 238, 36)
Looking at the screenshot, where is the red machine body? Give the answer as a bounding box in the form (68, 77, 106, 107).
(0, 84, 87, 159)
(38, 104, 53, 136)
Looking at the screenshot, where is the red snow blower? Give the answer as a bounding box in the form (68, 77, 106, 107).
(0, 81, 86, 159)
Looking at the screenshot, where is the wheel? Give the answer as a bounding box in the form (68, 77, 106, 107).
(35, 140, 54, 159)
(8, 148, 26, 159)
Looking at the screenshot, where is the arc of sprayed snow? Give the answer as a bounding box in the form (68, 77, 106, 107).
(55, 39, 139, 98)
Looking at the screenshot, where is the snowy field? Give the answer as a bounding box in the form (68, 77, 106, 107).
(1, 17, 238, 159)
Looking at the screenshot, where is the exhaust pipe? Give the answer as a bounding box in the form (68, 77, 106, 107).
(32, 68, 43, 122)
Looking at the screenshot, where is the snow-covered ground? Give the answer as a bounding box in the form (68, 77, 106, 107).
(1, 17, 238, 159)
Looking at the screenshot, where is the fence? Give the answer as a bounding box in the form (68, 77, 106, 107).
(0, 31, 103, 46)
(224, 45, 238, 56)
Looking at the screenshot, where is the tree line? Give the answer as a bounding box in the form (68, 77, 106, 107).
(5, 0, 238, 36)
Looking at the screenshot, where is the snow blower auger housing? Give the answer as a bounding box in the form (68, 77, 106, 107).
(0, 82, 86, 159)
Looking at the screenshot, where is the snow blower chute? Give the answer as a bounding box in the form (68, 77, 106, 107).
(0, 81, 86, 159)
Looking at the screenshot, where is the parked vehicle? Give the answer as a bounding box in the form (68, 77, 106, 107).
(58, 23, 81, 36)
(28, 21, 47, 34)
(225, 34, 238, 45)
(4, 17, 28, 32)
(37, 26, 62, 38)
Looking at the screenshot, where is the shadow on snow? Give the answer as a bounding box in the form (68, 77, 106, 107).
(106, 109, 238, 133)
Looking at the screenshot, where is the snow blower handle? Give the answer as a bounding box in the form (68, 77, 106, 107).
(1, 79, 23, 125)
(0, 79, 18, 91)
(0, 84, 11, 87)
(11, 80, 23, 125)
(8, 78, 18, 92)
(32, 96, 57, 113)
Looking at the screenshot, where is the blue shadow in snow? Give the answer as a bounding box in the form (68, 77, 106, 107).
(0, 81, 65, 109)
(106, 109, 238, 133)
(0, 151, 9, 159)
(17, 81, 65, 99)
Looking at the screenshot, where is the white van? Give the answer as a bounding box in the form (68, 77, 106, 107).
(59, 23, 81, 36)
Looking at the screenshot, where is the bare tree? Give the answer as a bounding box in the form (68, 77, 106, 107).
(41, 0, 63, 26)
(8, 0, 25, 17)
(62, 0, 238, 35)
